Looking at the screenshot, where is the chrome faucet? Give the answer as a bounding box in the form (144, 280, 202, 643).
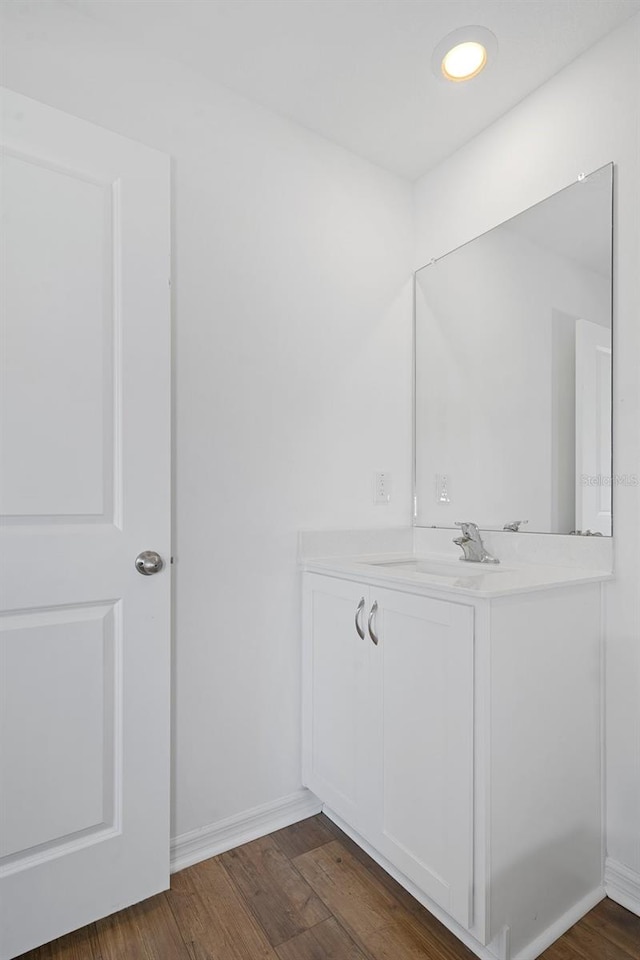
(453, 522, 499, 564)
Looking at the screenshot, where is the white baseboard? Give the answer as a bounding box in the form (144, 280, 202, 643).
(605, 857, 640, 916)
(170, 788, 322, 874)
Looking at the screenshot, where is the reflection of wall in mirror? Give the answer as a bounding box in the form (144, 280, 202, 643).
(575, 319, 612, 535)
(416, 220, 610, 533)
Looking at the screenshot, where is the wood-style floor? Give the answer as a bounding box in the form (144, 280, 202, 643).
(19, 815, 640, 960)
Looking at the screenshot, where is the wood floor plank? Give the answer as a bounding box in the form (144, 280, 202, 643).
(293, 839, 400, 939)
(95, 893, 190, 960)
(365, 914, 472, 960)
(18, 924, 98, 960)
(167, 855, 278, 960)
(275, 917, 370, 960)
(130, 894, 192, 960)
(582, 898, 640, 959)
(537, 937, 585, 960)
(271, 816, 336, 861)
(93, 901, 153, 960)
(221, 834, 331, 946)
(318, 816, 477, 959)
(560, 918, 638, 960)
(293, 839, 473, 960)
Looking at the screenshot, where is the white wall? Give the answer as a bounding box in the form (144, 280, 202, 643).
(414, 16, 640, 884)
(0, 1, 413, 839)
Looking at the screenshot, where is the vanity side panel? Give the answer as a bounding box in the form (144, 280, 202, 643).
(488, 584, 602, 956)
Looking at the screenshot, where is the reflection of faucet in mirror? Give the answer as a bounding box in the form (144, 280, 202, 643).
(503, 520, 528, 532)
(453, 522, 500, 563)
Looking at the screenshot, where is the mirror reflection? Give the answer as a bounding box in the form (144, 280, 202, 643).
(414, 163, 613, 535)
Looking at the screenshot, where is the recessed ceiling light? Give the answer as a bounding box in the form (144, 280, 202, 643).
(441, 41, 487, 82)
(432, 26, 497, 85)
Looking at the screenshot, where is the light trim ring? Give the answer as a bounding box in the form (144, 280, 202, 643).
(432, 26, 498, 84)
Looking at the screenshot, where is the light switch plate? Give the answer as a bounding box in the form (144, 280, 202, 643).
(436, 474, 451, 503)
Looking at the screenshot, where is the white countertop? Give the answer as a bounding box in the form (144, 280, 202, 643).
(302, 553, 613, 599)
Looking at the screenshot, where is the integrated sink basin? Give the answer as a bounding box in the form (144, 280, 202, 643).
(365, 558, 505, 578)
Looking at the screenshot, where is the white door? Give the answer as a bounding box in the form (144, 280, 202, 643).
(302, 574, 375, 837)
(370, 588, 474, 928)
(0, 89, 171, 959)
(575, 318, 612, 535)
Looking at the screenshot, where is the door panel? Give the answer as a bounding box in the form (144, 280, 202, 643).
(0, 88, 171, 959)
(303, 575, 372, 835)
(1, 151, 115, 520)
(372, 589, 474, 928)
(0, 602, 119, 860)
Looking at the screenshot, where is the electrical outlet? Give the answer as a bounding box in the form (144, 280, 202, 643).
(436, 474, 451, 503)
(374, 472, 391, 505)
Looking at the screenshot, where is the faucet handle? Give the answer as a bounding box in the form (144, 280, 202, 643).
(503, 520, 528, 532)
(455, 521, 480, 539)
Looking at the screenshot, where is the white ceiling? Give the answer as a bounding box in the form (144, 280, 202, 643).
(66, 0, 640, 180)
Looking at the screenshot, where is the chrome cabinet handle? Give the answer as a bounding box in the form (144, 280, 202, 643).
(135, 550, 164, 576)
(355, 597, 365, 640)
(367, 601, 379, 646)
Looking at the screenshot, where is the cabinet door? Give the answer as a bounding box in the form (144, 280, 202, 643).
(371, 588, 474, 928)
(302, 574, 374, 835)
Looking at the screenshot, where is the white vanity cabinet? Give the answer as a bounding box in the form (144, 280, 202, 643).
(302, 573, 475, 927)
(302, 566, 604, 960)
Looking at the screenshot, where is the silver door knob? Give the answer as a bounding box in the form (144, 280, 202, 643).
(135, 551, 164, 576)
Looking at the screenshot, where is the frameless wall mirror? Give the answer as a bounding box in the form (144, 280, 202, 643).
(414, 163, 613, 536)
